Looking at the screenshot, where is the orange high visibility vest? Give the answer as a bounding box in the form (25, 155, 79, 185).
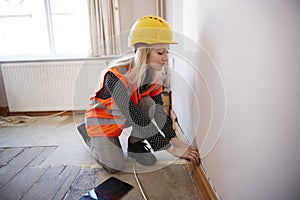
(85, 66, 162, 137)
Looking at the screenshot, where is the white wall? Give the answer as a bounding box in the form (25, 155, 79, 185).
(118, 0, 158, 52)
(119, 0, 157, 32)
(166, 0, 300, 199)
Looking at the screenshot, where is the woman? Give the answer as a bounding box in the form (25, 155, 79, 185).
(80, 15, 200, 173)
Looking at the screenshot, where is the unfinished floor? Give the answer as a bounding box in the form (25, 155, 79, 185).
(0, 114, 200, 200)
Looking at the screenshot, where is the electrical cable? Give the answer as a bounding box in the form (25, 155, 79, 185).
(0, 115, 35, 127)
(133, 160, 148, 200)
(0, 110, 69, 127)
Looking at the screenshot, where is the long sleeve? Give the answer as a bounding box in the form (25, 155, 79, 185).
(101, 71, 172, 151)
(151, 94, 177, 140)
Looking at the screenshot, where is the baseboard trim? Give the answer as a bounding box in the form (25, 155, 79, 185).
(189, 163, 218, 200)
(170, 110, 218, 200)
(0, 107, 8, 116)
(6, 110, 85, 116)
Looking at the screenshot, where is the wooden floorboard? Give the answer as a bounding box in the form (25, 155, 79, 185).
(0, 147, 24, 166)
(28, 146, 57, 167)
(22, 166, 79, 200)
(0, 147, 46, 188)
(0, 146, 84, 200)
(0, 148, 6, 154)
(0, 166, 49, 200)
(53, 166, 81, 200)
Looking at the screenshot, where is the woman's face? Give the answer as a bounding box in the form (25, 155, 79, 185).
(147, 43, 169, 71)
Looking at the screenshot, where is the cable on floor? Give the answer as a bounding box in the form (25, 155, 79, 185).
(0, 110, 69, 127)
(133, 160, 148, 200)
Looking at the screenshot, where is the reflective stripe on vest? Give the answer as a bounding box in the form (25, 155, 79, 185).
(85, 66, 162, 137)
(86, 117, 125, 126)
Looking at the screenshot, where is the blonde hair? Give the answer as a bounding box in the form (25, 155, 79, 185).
(108, 45, 157, 93)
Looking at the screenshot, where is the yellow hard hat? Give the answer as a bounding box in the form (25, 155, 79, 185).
(128, 15, 177, 47)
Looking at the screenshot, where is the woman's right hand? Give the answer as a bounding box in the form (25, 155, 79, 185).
(166, 142, 200, 165)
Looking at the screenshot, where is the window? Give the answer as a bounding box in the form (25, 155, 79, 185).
(0, 0, 90, 60)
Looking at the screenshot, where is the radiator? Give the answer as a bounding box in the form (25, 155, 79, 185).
(1, 60, 109, 112)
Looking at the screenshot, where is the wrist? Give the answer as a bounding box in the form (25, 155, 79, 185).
(170, 137, 179, 143)
(166, 144, 174, 153)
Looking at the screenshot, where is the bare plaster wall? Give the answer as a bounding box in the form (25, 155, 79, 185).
(166, 0, 300, 199)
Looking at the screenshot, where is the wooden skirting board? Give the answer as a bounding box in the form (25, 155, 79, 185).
(0, 107, 8, 116)
(170, 110, 218, 200)
(4, 110, 80, 117)
(188, 163, 218, 200)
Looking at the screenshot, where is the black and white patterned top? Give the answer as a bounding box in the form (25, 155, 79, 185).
(95, 70, 176, 151)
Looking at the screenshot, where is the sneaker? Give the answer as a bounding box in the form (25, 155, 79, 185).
(127, 138, 157, 166)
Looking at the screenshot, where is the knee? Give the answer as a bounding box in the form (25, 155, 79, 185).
(89, 137, 125, 173)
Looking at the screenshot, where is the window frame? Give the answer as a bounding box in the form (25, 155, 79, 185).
(0, 0, 91, 62)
